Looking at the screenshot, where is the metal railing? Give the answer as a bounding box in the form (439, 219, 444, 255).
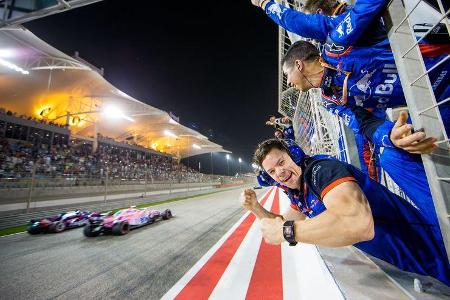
(384, 0, 450, 260)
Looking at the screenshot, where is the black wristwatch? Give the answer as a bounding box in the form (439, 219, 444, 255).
(283, 220, 298, 246)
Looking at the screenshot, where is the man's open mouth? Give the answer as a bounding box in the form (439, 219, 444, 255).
(281, 173, 292, 183)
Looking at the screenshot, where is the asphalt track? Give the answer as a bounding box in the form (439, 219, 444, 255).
(0, 187, 257, 300)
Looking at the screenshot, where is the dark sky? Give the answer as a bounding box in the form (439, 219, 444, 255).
(26, 0, 279, 175)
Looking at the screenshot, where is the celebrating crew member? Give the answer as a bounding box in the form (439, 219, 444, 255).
(250, 0, 450, 134)
(242, 138, 450, 285)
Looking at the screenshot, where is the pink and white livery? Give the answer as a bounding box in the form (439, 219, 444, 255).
(83, 206, 172, 237)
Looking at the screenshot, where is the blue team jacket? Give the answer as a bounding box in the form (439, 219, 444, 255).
(265, 0, 405, 109)
(280, 156, 450, 285)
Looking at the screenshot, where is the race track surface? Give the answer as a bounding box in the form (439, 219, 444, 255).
(0, 187, 256, 300)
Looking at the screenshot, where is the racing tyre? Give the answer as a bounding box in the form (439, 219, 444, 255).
(83, 225, 101, 237)
(27, 225, 42, 235)
(162, 209, 172, 220)
(50, 221, 66, 233)
(112, 221, 130, 235)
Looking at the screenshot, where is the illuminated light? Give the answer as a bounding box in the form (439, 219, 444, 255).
(71, 116, 81, 125)
(0, 49, 15, 58)
(103, 105, 135, 122)
(38, 107, 52, 118)
(192, 144, 201, 150)
(169, 118, 178, 125)
(238, 158, 242, 163)
(0, 58, 29, 75)
(251, 163, 258, 169)
(226, 154, 230, 160)
(164, 130, 177, 138)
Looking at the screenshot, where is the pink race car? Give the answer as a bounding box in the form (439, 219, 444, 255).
(83, 207, 172, 237)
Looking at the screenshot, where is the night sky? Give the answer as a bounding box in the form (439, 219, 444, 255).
(26, 0, 279, 175)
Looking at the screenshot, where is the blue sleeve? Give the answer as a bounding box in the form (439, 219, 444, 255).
(324, 102, 395, 148)
(264, 1, 330, 41)
(329, 0, 390, 46)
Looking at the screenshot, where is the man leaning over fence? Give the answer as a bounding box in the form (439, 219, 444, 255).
(242, 138, 450, 285)
(250, 0, 450, 134)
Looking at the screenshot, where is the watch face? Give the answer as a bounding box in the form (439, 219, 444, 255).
(284, 226, 293, 236)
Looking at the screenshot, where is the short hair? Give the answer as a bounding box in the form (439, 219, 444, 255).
(303, 0, 341, 15)
(281, 41, 320, 69)
(253, 139, 290, 168)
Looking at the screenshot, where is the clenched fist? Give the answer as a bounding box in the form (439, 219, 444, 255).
(261, 217, 284, 245)
(240, 188, 258, 210)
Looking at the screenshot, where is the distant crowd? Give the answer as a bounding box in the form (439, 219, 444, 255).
(0, 108, 212, 185)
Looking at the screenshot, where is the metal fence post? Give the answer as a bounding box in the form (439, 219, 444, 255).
(26, 161, 37, 213)
(104, 167, 108, 205)
(144, 165, 148, 197)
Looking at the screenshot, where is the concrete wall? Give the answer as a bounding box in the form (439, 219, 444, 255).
(0, 181, 221, 203)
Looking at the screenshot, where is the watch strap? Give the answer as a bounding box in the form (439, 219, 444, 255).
(283, 220, 298, 246)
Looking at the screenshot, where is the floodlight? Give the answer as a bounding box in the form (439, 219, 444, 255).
(251, 163, 258, 169)
(238, 158, 242, 163)
(164, 130, 177, 138)
(0, 58, 29, 75)
(226, 154, 230, 160)
(192, 144, 201, 150)
(0, 49, 14, 58)
(103, 105, 134, 122)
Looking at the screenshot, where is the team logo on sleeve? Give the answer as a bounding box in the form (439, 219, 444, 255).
(267, 3, 287, 19)
(335, 13, 353, 38)
(311, 164, 322, 187)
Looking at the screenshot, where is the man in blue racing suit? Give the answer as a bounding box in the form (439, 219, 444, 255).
(252, 0, 449, 107)
(242, 138, 450, 285)
(251, 0, 450, 133)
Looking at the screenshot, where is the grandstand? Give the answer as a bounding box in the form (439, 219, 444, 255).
(0, 27, 228, 158)
(0, 24, 235, 213)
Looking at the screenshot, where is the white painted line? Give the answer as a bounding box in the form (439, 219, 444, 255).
(208, 190, 276, 299)
(161, 188, 274, 300)
(0, 231, 26, 238)
(279, 189, 344, 300)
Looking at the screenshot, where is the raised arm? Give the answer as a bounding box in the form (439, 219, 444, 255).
(260, 160, 374, 247)
(328, 0, 390, 46)
(240, 188, 282, 219)
(251, 0, 390, 46)
(240, 188, 305, 220)
(294, 181, 374, 247)
(252, 0, 330, 41)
